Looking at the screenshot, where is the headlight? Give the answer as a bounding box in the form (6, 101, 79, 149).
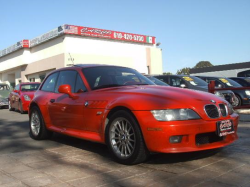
(151, 109, 201, 121)
(23, 95, 31, 101)
(245, 90, 250, 96)
(214, 91, 224, 98)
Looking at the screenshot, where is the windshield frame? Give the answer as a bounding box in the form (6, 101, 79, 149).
(20, 84, 41, 92)
(82, 66, 155, 90)
(218, 78, 242, 88)
(182, 76, 208, 87)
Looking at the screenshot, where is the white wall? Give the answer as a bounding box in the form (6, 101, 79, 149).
(0, 35, 163, 84)
(64, 36, 160, 74)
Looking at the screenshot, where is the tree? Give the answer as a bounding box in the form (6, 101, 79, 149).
(163, 72, 172, 75)
(176, 67, 190, 75)
(194, 61, 213, 69)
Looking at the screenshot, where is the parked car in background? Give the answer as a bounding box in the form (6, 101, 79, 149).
(153, 75, 236, 105)
(9, 82, 40, 113)
(229, 77, 250, 87)
(29, 64, 238, 165)
(0, 83, 11, 109)
(197, 76, 250, 107)
(144, 75, 169, 86)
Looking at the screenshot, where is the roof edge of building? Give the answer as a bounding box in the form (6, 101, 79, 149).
(190, 61, 250, 74)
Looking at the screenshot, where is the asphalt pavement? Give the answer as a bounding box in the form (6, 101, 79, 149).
(0, 108, 249, 187)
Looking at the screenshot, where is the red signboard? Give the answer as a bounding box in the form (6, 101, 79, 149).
(22, 40, 29, 48)
(64, 25, 156, 44)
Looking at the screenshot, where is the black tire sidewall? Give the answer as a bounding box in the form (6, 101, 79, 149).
(19, 101, 24, 114)
(9, 100, 13, 111)
(106, 110, 146, 165)
(235, 95, 242, 107)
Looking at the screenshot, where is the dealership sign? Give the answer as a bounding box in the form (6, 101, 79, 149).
(0, 40, 29, 57)
(0, 24, 156, 58)
(63, 24, 156, 44)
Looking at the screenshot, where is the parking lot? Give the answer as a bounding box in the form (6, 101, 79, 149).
(0, 109, 249, 187)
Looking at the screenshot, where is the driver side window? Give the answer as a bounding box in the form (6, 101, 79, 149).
(55, 71, 77, 93)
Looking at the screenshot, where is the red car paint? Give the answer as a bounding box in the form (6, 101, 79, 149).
(29, 65, 238, 164)
(9, 82, 40, 113)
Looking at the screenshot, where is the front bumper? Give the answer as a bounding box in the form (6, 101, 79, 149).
(22, 100, 31, 111)
(133, 111, 239, 153)
(0, 98, 8, 107)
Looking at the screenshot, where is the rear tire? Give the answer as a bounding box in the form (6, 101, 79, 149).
(29, 106, 53, 140)
(9, 100, 14, 111)
(19, 101, 24, 114)
(106, 110, 149, 165)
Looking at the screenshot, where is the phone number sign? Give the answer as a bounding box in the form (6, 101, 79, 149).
(64, 25, 155, 44)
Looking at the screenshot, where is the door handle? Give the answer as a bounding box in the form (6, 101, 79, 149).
(50, 99, 55, 103)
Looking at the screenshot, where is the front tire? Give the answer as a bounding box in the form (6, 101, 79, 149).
(106, 110, 149, 165)
(233, 95, 242, 107)
(29, 106, 53, 140)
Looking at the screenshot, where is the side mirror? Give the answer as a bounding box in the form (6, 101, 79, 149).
(180, 84, 187, 88)
(58, 84, 77, 99)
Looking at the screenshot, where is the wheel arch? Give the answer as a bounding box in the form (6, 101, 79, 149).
(29, 102, 40, 117)
(103, 106, 143, 143)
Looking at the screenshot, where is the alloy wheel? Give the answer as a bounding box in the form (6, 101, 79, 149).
(109, 117, 136, 159)
(31, 111, 41, 136)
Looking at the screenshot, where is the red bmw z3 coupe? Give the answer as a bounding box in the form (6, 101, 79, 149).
(29, 64, 238, 164)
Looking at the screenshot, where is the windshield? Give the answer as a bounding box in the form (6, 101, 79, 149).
(146, 76, 169, 86)
(0, 84, 10, 90)
(219, 78, 242, 87)
(21, 84, 40, 91)
(82, 66, 155, 90)
(182, 76, 208, 87)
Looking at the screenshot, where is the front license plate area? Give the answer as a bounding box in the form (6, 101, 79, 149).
(216, 120, 234, 137)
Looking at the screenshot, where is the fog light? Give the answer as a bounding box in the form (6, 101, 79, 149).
(169, 136, 183, 143)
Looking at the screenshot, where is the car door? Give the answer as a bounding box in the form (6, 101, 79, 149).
(48, 70, 87, 130)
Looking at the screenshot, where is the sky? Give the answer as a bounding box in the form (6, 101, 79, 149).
(0, 0, 249, 74)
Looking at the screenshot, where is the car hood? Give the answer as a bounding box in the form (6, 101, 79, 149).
(91, 85, 225, 111)
(0, 90, 11, 98)
(189, 85, 208, 92)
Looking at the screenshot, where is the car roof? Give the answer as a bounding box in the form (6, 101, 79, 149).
(197, 76, 221, 78)
(51, 64, 130, 72)
(20, 82, 41, 85)
(154, 75, 195, 77)
(229, 77, 249, 79)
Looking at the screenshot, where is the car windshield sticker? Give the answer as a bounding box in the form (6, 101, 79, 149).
(183, 77, 193, 81)
(182, 77, 197, 85)
(219, 78, 228, 83)
(219, 78, 232, 86)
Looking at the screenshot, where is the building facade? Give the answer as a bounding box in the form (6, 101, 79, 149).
(0, 24, 163, 87)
